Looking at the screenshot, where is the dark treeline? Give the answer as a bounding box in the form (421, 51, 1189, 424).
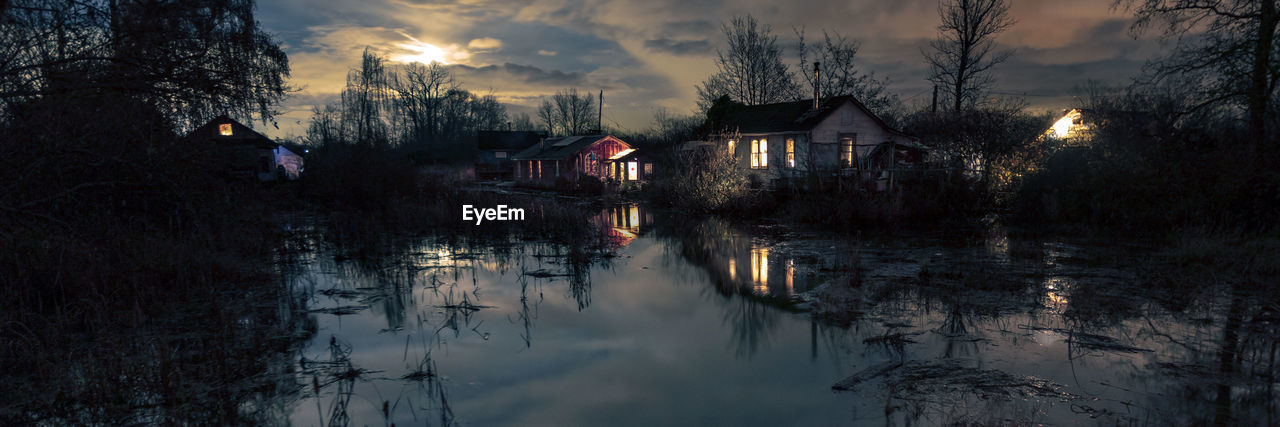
(306, 48, 505, 157)
(0, 0, 300, 423)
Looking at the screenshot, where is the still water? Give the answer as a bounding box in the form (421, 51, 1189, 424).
(283, 205, 1276, 426)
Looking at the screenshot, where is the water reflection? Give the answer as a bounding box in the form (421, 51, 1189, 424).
(15, 207, 1275, 425)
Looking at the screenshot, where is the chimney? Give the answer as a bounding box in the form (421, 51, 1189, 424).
(540, 136, 546, 150)
(813, 62, 821, 110)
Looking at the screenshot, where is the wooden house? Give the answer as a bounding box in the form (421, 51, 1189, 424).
(511, 134, 632, 187)
(711, 95, 926, 191)
(476, 130, 545, 180)
(186, 115, 303, 182)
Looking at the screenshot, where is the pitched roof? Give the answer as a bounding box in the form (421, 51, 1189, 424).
(716, 95, 908, 136)
(477, 130, 545, 150)
(187, 115, 276, 148)
(512, 134, 629, 160)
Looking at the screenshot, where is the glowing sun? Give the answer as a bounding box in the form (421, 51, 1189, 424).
(396, 41, 448, 64)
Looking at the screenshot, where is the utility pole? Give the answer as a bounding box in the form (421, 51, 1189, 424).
(931, 84, 938, 114)
(598, 90, 603, 133)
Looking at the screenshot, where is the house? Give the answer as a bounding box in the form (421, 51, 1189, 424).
(1044, 108, 1093, 142)
(186, 115, 303, 182)
(605, 149, 657, 185)
(710, 95, 925, 191)
(511, 134, 632, 187)
(476, 130, 545, 180)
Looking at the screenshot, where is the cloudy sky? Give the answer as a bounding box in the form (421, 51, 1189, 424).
(255, 0, 1163, 139)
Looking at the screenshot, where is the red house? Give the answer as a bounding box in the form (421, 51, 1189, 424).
(511, 134, 632, 187)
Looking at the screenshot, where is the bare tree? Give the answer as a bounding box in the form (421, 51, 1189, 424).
(795, 27, 902, 124)
(538, 88, 595, 136)
(510, 112, 537, 131)
(341, 48, 393, 147)
(696, 14, 798, 110)
(1116, 0, 1279, 160)
(923, 0, 1016, 112)
(393, 61, 454, 147)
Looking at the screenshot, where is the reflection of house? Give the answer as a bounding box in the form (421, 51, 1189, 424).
(511, 134, 632, 187)
(476, 130, 545, 180)
(187, 115, 302, 181)
(593, 204, 651, 247)
(711, 95, 925, 190)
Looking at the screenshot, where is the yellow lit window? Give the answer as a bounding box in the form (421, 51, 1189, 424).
(750, 139, 767, 169)
(728, 139, 736, 156)
(218, 123, 232, 136)
(840, 136, 855, 167)
(786, 139, 795, 168)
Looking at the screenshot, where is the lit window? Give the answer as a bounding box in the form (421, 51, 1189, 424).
(840, 136, 855, 167)
(495, 151, 507, 158)
(786, 139, 795, 168)
(750, 139, 767, 169)
(218, 123, 232, 136)
(627, 161, 638, 181)
(644, 163, 653, 174)
(727, 139, 736, 156)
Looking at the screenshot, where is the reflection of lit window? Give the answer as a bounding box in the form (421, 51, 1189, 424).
(728, 258, 737, 281)
(751, 248, 768, 294)
(219, 123, 232, 136)
(786, 259, 794, 296)
(628, 205, 639, 228)
(786, 139, 795, 168)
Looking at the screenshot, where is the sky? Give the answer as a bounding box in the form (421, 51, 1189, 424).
(254, 0, 1164, 139)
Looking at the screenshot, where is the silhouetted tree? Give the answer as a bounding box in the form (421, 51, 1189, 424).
(696, 14, 798, 110)
(1116, 0, 1279, 161)
(795, 27, 901, 124)
(537, 88, 595, 136)
(922, 0, 1015, 112)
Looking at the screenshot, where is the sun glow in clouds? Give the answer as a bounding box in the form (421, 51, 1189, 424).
(394, 34, 467, 65)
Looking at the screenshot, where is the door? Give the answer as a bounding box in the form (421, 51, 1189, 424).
(627, 161, 638, 181)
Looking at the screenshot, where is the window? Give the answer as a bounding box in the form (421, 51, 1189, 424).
(644, 163, 653, 175)
(840, 135, 856, 167)
(495, 151, 507, 159)
(219, 123, 233, 136)
(727, 139, 736, 156)
(785, 139, 795, 168)
(750, 139, 767, 169)
(627, 161, 638, 181)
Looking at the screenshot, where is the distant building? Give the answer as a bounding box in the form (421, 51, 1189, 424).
(187, 115, 302, 182)
(476, 130, 545, 180)
(710, 95, 926, 190)
(511, 134, 632, 188)
(605, 149, 657, 185)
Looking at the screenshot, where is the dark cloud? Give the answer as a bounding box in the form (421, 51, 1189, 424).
(644, 38, 713, 56)
(449, 63, 588, 87)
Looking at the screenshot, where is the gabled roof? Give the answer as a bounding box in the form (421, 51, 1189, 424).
(512, 135, 629, 161)
(187, 115, 276, 148)
(716, 95, 908, 137)
(477, 130, 546, 150)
